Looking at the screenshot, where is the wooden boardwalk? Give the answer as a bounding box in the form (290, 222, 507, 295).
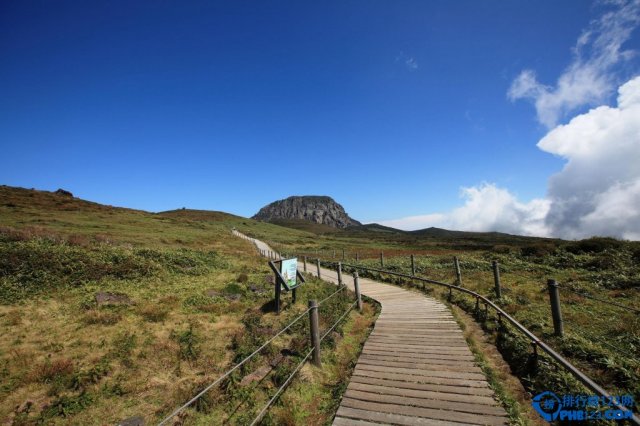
(306, 263, 508, 426)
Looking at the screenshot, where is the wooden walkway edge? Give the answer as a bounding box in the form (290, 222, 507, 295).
(305, 263, 509, 426)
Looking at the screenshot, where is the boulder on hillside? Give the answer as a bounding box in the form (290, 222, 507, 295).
(55, 189, 73, 197)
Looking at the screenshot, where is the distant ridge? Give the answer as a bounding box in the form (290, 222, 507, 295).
(252, 196, 361, 229)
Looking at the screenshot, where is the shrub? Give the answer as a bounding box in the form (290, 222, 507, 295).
(111, 332, 137, 367)
(565, 237, 622, 254)
(173, 324, 200, 361)
(32, 357, 74, 384)
(139, 305, 169, 322)
(82, 310, 121, 325)
(520, 242, 556, 258)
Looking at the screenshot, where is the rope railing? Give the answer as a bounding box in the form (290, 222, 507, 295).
(304, 256, 639, 425)
(161, 234, 360, 425)
(317, 286, 345, 306)
(565, 322, 640, 364)
(248, 347, 315, 426)
(562, 286, 640, 314)
(248, 300, 358, 426)
(157, 306, 312, 425)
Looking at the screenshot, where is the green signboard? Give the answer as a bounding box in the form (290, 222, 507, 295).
(280, 258, 298, 290)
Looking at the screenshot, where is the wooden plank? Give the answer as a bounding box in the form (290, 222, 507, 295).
(349, 374, 496, 397)
(355, 364, 489, 385)
(356, 361, 486, 381)
(341, 398, 507, 426)
(366, 337, 468, 345)
(335, 406, 476, 426)
(353, 366, 490, 389)
(359, 354, 480, 371)
(362, 348, 474, 359)
(332, 417, 381, 426)
(348, 379, 497, 405)
(345, 388, 507, 416)
(364, 342, 470, 351)
(356, 357, 483, 375)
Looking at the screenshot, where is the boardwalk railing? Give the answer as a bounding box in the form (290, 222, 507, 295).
(159, 285, 358, 425)
(295, 255, 639, 424)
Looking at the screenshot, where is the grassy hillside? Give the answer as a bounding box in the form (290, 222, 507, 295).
(0, 186, 377, 425)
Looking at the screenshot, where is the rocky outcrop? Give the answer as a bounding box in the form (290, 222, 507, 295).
(55, 189, 73, 197)
(252, 196, 361, 229)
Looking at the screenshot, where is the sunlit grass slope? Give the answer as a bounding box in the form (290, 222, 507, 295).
(0, 186, 377, 425)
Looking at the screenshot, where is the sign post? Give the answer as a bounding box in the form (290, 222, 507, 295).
(268, 258, 305, 314)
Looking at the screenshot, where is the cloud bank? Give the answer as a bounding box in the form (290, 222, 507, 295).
(382, 76, 640, 239)
(379, 184, 550, 236)
(540, 76, 640, 240)
(381, 75, 640, 240)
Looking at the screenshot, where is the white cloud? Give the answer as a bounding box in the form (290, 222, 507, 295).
(405, 57, 418, 71)
(508, 0, 640, 128)
(379, 183, 550, 236)
(396, 52, 418, 71)
(378, 213, 445, 230)
(538, 75, 640, 239)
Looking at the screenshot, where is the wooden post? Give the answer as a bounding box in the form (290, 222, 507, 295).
(454, 256, 462, 286)
(337, 262, 342, 285)
(316, 258, 321, 279)
(354, 271, 363, 313)
(303, 256, 307, 272)
(411, 254, 415, 276)
(333, 250, 336, 259)
(308, 300, 321, 366)
(548, 279, 564, 337)
(492, 260, 502, 299)
(356, 252, 359, 262)
(380, 252, 384, 267)
(342, 248, 345, 261)
(274, 271, 281, 314)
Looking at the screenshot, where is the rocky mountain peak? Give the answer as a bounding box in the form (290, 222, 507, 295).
(252, 196, 361, 229)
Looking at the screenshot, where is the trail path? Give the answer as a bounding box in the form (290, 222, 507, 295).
(233, 231, 508, 425)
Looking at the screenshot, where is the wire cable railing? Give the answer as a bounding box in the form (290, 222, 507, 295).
(562, 285, 640, 314)
(248, 300, 358, 426)
(161, 232, 361, 426)
(157, 306, 313, 425)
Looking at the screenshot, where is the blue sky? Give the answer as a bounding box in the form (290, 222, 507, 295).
(2, 1, 640, 238)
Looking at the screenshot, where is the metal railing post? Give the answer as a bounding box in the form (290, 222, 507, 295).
(380, 251, 384, 267)
(548, 279, 564, 337)
(337, 262, 342, 285)
(303, 256, 307, 272)
(492, 260, 502, 299)
(316, 258, 321, 279)
(308, 300, 321, 366)
(355, 252, 359, 262)
(354, 272, 363, 313)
